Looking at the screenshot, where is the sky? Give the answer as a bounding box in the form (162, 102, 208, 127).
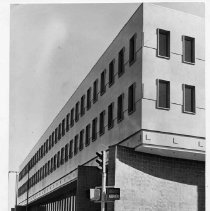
(8, 2, 205, 210)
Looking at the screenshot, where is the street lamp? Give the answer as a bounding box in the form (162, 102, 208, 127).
(8, 171, 18, 211)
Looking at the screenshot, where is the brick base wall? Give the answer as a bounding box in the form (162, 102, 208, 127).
(107, 145, 205, 211)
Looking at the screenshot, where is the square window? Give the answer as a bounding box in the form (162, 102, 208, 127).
(157, 80, 170, 109)
(183, 36, 195, 64)
(157, 29, 170, 58)
(183, 85, 195, 113)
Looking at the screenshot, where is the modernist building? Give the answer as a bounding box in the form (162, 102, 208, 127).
(16, 3, 205, 211)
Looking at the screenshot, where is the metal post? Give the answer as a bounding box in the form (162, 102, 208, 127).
(101, 151, 106, 211)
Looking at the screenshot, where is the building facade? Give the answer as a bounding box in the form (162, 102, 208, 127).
(16, 3, 205, 211)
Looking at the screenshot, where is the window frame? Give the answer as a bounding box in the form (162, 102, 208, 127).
(87, 87, 92, 110)
(79, 129, 84, 151)
(109, 59, 115, 87)
(117, 93, 124, 122)
(118, 47, 125, 77)
(183, 84, 196, 114)
(92, 117, 98, 141)
(100, 70, 106, 96)
(93, 79, 98, 103)
(99, 110, 105, 136)
(128, 83, 136, 115)
(80, 95, 85, 116)
(156, 79, 170, 110)
(157, 29, 170, 59)
(85, 124, 91, 147)
(74, 135, 79, 155)
(182, 35, 195, 64)
(129, 33, 137, 65)
(75, 101, 80, 122)
(108, 102, 114, 130)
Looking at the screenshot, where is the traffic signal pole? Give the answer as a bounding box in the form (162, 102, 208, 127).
(101, 151, 106, 211)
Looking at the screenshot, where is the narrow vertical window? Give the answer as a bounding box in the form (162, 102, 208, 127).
(52, 132, 55, 147)
(54, 154, 57, 170)
(183, 36, 195, 64)
(65, 144, 69, 162)
(129, 34, 136, 65)
(62, 119, 65, 136)
(74, 135, 78, 155)
(66, 113, 70, 132)
(58, 123, 61, 140)
(79, 130, 84, 151)
(118, 48, 125, 76)
(46, 140, 49, 153)
(128, 83, 136, 114)
(92, 117, 97, 141)
(109, 60, 115, 87)
(50, 158, 53, 173)
(69, 140, 73, 159)
(157, 80, 170, 109)
(70, 108, 74, 127)
(157, 29, 170, 58)
(93, 79, 98, 103)
(183, 85, 195, 113)
(61, 147, 64, 165)
(85, 124, 91, 146)
(55, 128, 58, 144)
(75, 102, 79, 122)
(117, 94, 124, 122)
(57, 151, 60, 168)
(99, 110, 105, 136)
(49, 135, 52, 150)
(48, 161, 50, 175)
(80, 95, 85, 116)
(108, 103, 114, 129)
(87, 88, 91, 110)
(100, 70, 106, 95)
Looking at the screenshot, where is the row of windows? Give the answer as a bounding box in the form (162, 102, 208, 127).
(157, 28, 195, 64)
(157, 79, 196, 113)
(18, 83, 136, 196)
(19, 33, 137, 182)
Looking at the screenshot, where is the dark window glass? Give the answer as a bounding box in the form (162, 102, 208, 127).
(57, 151, 60, 168)
(49, 135, 52, 150)
(108, 103, 114, 129)
(117, 94, 124, 121)
(52, 132, 54, 147)
(129, 34, 136, 64)
(58, 123, 61, 140)
(75, 102, 79, 122)
(69, 140, 73, 158)
(85, 124, 91, 146)
(74, 135, 78, 155)
(65, 144, 69, 162)
(100, 70, 106, 95)
(184, 36, 195, 63)
(45, 163, 47, 177)
(93, 79, 98, 103)
(62, 119, 65, 136)
(55, 128, 58, 144)
(79, 130, 84, 151)
(61, 147, 64, 165)
(99, 110, 105, 136)
(158, 80, 170, 109)
(92, 117, 97, 141)
(51, 157, 53, 173)
(158, 29, 170, 58)
(109, 60, 115, 87)
(70, 108, 74, 127)
(41, 145, 43, 158)
(118, 48, 124, 76)
(54, 154, 57, 170)
(80, 95, 85, 116)
(184, 85, 195, 113)
(47, 161, 50, 175)
(66, 113, 70, 132)
(128, 83, 135, 114)
(43, 143, 46, 156)
(87, 88, 91, 110)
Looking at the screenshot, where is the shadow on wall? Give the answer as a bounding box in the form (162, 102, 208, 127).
(115, 145, 205, 211)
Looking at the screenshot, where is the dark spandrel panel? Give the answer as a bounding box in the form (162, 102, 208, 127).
(159, 81, 169, 108)
(185, 86, 195, 112)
